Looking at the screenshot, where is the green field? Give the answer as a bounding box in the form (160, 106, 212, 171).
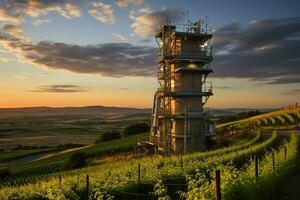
(0, 114, 149, 149)
(0, 111, 150, 188)
(1, 129, 297, 200)
(0, 132, 148, 187)
(0, 106, 299, 199)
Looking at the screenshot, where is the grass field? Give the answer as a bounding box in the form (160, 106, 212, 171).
(0, 110, 150, 187)
(1, 130, 296, 200)
(0, 106, 299, 199)
(0, 114, 149, 149)
(0, 132, 148, 186)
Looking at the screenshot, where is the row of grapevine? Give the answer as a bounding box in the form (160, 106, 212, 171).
(184, 131, 261, 160)
(0, 163, 65, 188)
(0, 131, 261, 188)
(218, 107, 300, 134)
(0, 132, 149, 188)
(184, 133, 298, 200)
(0, 131, 278, 199)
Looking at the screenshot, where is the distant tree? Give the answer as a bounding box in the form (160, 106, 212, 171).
(14, 145, 50, 150)
(67, 152, 87, 169)
(96, 130, 122, 143)
(123, 123, 150, 136)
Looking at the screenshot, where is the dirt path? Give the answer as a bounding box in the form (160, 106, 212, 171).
(30, 144, 94, 162)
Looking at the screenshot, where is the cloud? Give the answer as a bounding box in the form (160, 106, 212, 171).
(32, 19, 51, 26)
(65, 3, 81, 18)
(0, 8, 22, 24)
(129, 7, 153, 20)
(281, 89, 300, 95)
(113, 33, 127, 41)
(140, 38, 152, 43)
(215, 86, 231, 90)
(3, 24, 23, 34)
(0, 0, 81, 24)
(12, 74, 29, 80)
(0, 24, 156, 77)
(116, 0, 143, 8)
(89, 2, 115, 24)
(3, 24, 24, 37)
(1, 16, 299, 85)
(130, 8, 182, 38)
(21, 1, 81, 19)
(0, 57, 13, 63)
(0, 49, 8, 53)
(266, 76, 300, 84)
(212, 17, 300, 84)
(30, 84, 87, 93)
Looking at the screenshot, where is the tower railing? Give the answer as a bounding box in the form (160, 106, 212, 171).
(174, 23, 213, 34)
(171, 81, 212, 93)
(169, 46, 213, 57)
(158, 47, 213, 61)
(202, 81, 213, 93)
(170, 106, 214, 116)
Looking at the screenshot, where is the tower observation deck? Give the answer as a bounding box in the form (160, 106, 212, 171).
(150, 19, 215, 155)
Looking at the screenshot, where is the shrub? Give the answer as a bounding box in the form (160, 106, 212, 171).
(67, 152, 87, 169)
(95, 130, 122, 143)
(123, 123, 150, 136)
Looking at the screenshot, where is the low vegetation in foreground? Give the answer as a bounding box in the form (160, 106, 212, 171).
(1, 129, 298, 200)
(0, 106, 299, 199)
(0, 132, 148, 187)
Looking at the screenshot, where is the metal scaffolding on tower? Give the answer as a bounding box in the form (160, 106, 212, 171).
(149, 16, 215, 155)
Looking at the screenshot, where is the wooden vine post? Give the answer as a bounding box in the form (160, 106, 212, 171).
(255, 155, 259, 180)
(180, 157, 183, 170)
(284, 146, 287, 160)
(86, 175, 90, 200)
(138, 163, 141, 191)
(272, 152, 275, 171)
(130, 162, 133, 177)
(214, 170, 221, 200)
(58, 175, 62, 186)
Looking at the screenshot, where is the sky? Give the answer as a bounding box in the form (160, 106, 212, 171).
(0, 0, 299, 109)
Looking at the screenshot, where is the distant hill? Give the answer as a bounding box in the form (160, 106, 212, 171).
(0, 106, 275, 118)
(212, 108, 275, 116)
(0, 106, 152, 118)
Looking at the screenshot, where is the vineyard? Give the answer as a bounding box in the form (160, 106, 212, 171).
(0, 133, 148, 187)
(217, 105, 300, 134)
(0, 106, 299, 199)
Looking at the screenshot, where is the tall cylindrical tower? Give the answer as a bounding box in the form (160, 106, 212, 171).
(150, 19, 214, 155)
